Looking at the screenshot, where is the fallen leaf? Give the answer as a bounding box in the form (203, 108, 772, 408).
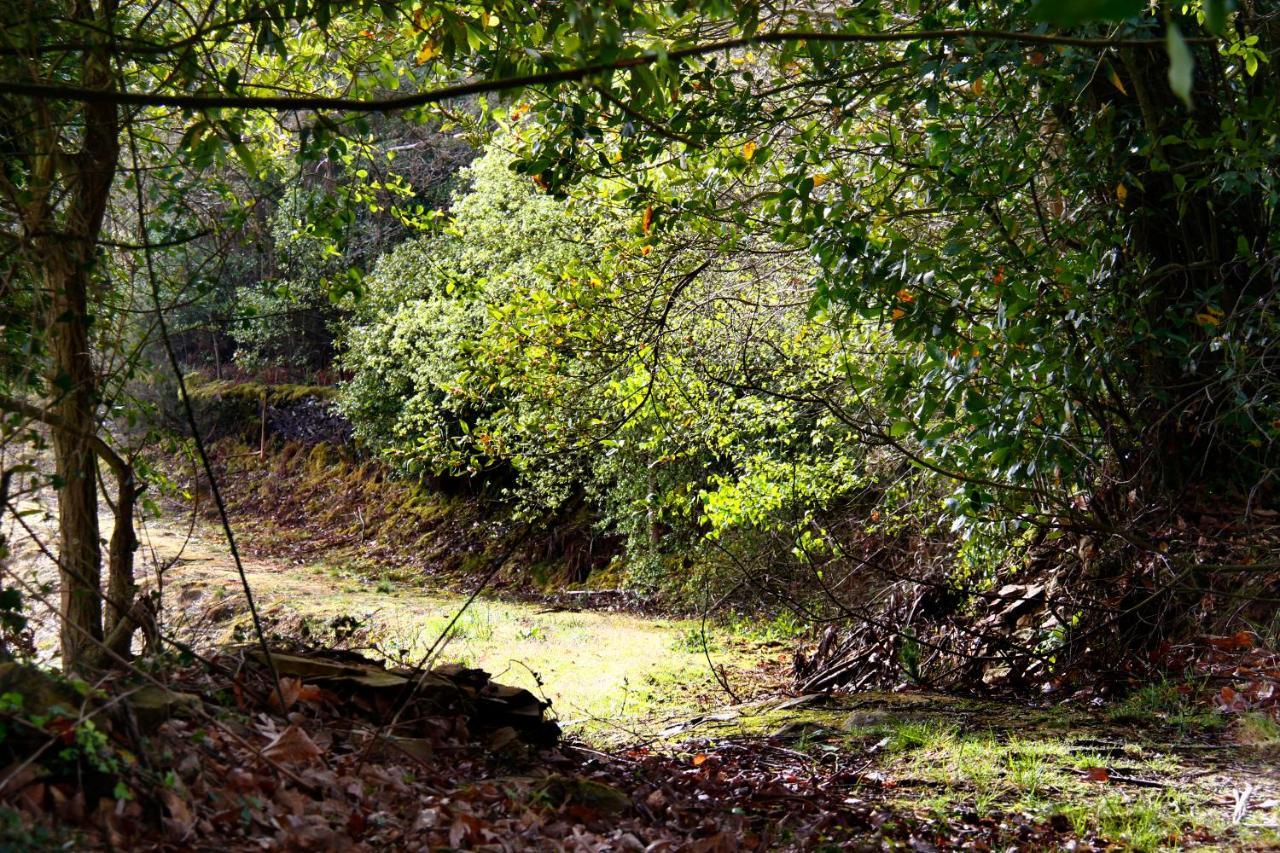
(263, 724, 323, 765)
(269, 677, 301, 712)
(295, 683, 326, 704)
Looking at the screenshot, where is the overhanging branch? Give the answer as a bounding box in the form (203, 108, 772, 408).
(0, 28, 1191, 113)
(0, 392, 130, 480)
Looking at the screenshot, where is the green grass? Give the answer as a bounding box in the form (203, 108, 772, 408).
(723, 610, 807, 644)
(1236, 711, 1280, 750)
(676, 690, 1262, 852)
(161, 549, 762, 739)
(46, 508, 1278, 850)
(1108, 679, 1224, 733)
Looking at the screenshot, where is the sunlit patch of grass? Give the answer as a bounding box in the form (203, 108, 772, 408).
(885, 719, 959, 753)
(671, 626, 721, 654)
(864, 717, 1211, 847)
(1235, 711, 1280, 751)
(443, 605, 496, 643)
(1109, 680, 1223, 733)
(1005, 746, 1051, 805)
(152, 528, 766, 742)
(888, 726, 1074, 815)
(242, 580, 754, 738)
(1093, 790, 1195, 852)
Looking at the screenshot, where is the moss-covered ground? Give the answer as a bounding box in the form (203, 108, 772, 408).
(4, 499, 779, 738)
(199, 557, 782, 740)
(649, 688, 1280, 851)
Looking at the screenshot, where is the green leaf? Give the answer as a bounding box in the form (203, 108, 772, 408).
(1030, 0, 1145, 25)
(1166, 23, 1194, 108)
(889, 420, 911, 439)
(232, 141, 258, 177)
(1204, 0, 1230, 35)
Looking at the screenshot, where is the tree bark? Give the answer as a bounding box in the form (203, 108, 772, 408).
(46, 258, 105, 665)
(104, 467, 138, 642)
(38, 0, 121, 668)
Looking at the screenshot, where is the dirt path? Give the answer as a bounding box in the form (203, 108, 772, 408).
(3, 501, 774, 740)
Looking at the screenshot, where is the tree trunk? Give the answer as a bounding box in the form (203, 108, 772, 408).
(40, 0, 121, 668)
(104, 465, 138, 646)
(46, 259, 104, 665)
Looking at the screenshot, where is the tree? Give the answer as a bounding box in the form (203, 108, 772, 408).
(0, 0, 764, 665)
(495, 1, 1276, 529)
(341, 1, 1277, 669)
(2, 0, 1269, 669)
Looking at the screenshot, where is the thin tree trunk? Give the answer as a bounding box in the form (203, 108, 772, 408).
(42, 0, 121, 668)
(104, 465, 138, 644)
(46, 259, 105, 665)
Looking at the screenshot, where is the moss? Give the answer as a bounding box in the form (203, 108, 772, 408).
(638, 689, 1275, 849)
(185, 376, 337, 406)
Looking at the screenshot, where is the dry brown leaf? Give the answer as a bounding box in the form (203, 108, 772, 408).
(295, 683, 326, 704)
(263, 724, 323, 765)
(1083, 766, 1110, 783)
(449, 814, 479, 848)
(269, 677, 302, 712)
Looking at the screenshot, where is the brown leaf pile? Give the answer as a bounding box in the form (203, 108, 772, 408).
(1159, 633, 1280, 721)
(0, 649, 1073, 850)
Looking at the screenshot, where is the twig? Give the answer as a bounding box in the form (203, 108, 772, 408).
(124, 121, 285, 713)
(1233, 783, 1254, 824)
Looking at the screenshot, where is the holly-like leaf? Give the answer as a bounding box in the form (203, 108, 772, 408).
(1030, 0, 1146, 25)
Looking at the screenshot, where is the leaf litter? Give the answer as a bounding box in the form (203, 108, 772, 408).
(0, 646, 1093, 851)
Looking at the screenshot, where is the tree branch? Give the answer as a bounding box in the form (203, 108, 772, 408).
(0, 28, 1193, 113)
(0, 392, 129, 479)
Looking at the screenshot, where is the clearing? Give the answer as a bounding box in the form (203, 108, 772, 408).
(4, 501, 777, 741)
(6, 503, 1280, 849)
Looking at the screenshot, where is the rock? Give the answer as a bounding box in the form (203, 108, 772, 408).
(129, 685, 202, 732)
(842, 711, 893, 730)
(0, 663, 84, 713)
(0, 663, 89, 754)
(770, 721, 829, 741)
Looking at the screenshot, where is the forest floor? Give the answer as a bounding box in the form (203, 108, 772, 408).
(4, 501, 783, 741)
(5, 503, 1280, 849)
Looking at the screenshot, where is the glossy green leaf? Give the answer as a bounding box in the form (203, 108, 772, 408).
(1030, 0, 1145, 25)
(1167, 23, 1195, 108)
(1204, 0, 1230, 35)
